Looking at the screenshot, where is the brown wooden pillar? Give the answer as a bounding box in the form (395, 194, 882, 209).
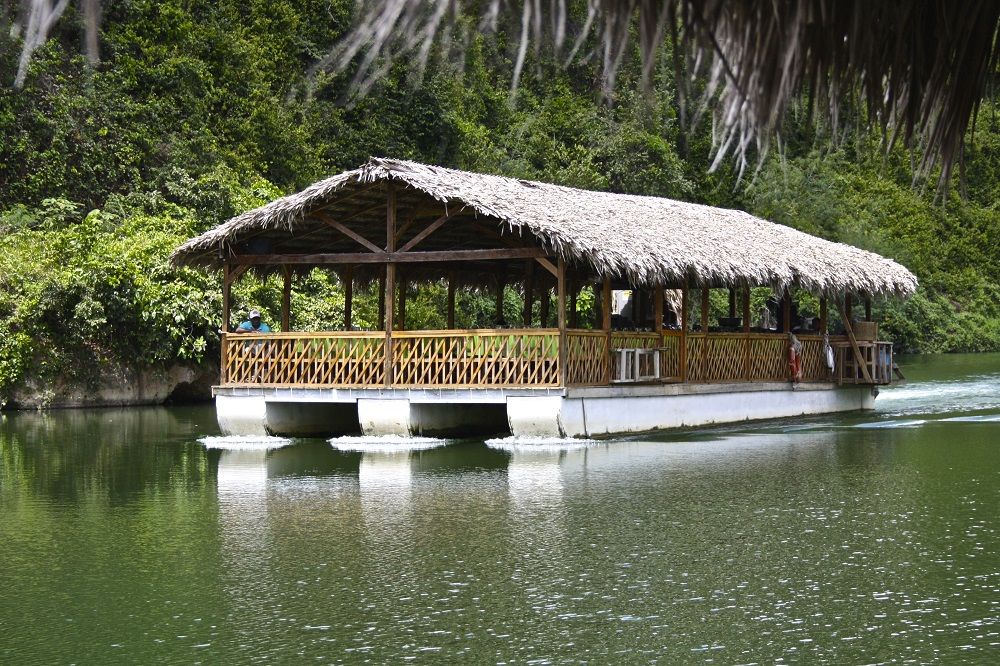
(557, 258, 567, 385)
(700, 286, 710, 332)
(522, 260, 535, 326)
(654, 286, 664, 335)
(493, 280, 507, 328)
(728, 288, 736, 318)
(742, 285, 751, 333)
(222, 263, 232, 334)
(343, 266, 353, 330)
(844, 292, 853, 326)
(782, 289, 791, 333)
(384, 185, 396, 387)
(447, 270, 456, 329)
(281, 266, 291, 332)
(819, 297, 828, 333)
(221, 263, 232, 385)
(680, 279, 689, 382)
(602, 277, 612, 383)
(540, 286, 551, 328)
(377, 272, 386, 329)
(569, 279, 579, 329)
(864, 296, 872, 322)
(397, 272, 407, 331)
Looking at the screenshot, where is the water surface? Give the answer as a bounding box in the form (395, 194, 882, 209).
(2, 354, 999, 663)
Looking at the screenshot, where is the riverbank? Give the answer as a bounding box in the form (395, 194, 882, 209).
(3, 361, 215, 410)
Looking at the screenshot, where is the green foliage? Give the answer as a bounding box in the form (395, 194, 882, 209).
(1, 0, 999, 405)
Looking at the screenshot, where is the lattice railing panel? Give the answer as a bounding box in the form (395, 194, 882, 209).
(392, 330, 560, 387)
(224, 333, 385, 386)
(566, 331, 608, 385)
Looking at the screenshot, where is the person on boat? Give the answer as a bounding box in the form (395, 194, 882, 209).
(233, 309, 271, 334)
(788, 333, 803, 383)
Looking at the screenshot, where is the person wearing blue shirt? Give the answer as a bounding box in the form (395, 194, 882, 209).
(234, 309, 272, 334)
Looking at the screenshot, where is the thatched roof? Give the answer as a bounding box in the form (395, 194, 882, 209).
(319, 1, 1000, 186)
(171, 157, 917, 297)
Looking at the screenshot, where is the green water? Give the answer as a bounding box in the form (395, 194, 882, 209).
(2, 355, 999, 664)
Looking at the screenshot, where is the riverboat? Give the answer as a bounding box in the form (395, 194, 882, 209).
(171, 158, 917, 438)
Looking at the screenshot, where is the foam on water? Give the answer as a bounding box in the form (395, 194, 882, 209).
(485, 435, 600, 452)
(329, 435, 449, 453)
(198, 435, 293, 450)
(938, 414, 1000, 423)
(852, 419, 927, 429)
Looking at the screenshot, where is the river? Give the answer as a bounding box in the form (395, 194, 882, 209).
(2, 354, 998, 664)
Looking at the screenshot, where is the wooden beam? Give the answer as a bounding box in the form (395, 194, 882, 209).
(397, 213, 449, 253)
(557, 258, 567, 386)
(495, 280, 506, 326)
(344, 266, 353, 330)
(281, 266, 291, 332)
(840, 300, 874, 384)
(447, 270, 456, 329)
(865, 296, 872, 322)
(819, 297, 828, 334)
(540, 286, 551, 327)
(318, 214, 385, 253)
(231, 247, 549, 265)
(535, 256, 559, 278)
(728, 288, 736, 318)
(384, 186, 396, 386)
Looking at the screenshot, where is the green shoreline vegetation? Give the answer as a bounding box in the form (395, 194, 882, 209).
(2, 0, 1000, 402)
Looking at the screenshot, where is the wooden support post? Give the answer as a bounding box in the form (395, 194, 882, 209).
(377, 272, 385, 329)
(495, 279, 505, 326)
(343, 266, 353, 330)
(557, 258, 567, 386)
(742, 285, 751, 333)
(397, 272, 407, 331)
(742, 284, 751, 380)
(281, 266, 291, 332)
(845, 293, 853, 327)
(654, 286, 664, 334)
(522, 260, 535, 326)
(700, 286, 709, 332)
(569, 280, 578, 329)
(680, 279, 688, 382)
(839, 299, 873, 384)
(540, 287, 551, 327)
(447, 270, 456, 329)
(603, 277, 612, 383)
(221, 263, 232, 385)
(819, 297, 828, 334)
(782, 289, 791, 333)
(384, 185, 396, 387)
(728, 288, 736, 318)
(222, 263, 232, 334)
(865, 296, 872, 322)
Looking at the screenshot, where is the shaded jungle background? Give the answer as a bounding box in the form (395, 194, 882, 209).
(2, 0, 1000, 402)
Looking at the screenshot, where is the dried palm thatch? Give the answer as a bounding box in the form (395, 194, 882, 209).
(172, 157, 917, 298)
(318, 0, 1000, 185)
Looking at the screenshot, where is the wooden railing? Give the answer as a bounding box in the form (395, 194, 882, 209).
(392, 330, 559, 387)
(221, 330, 884, 389)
